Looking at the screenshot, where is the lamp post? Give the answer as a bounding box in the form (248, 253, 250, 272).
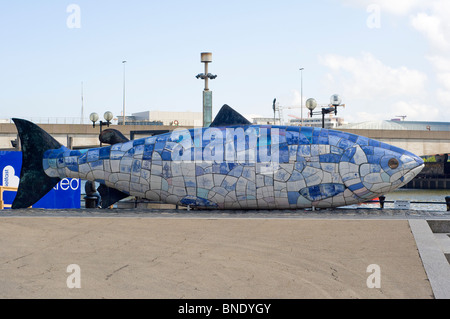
(196, 52, 217, 127)
(272, 98, 277, 125)
(90, 111, 114, 147)
(299, 68, 304, 126)
(122, 60, 127, 126)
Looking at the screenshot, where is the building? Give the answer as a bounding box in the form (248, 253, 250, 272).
(117, 115, 163, 126)
(252, 116, 347, 128)
(252, 117, 279, 125)
(118, 110, 203, 127)
(288, 117, 347, 129)
(339, 120, 450, 131)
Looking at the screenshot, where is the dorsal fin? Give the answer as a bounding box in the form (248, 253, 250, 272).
(99, 128, 129, 145)
(209, 104, 251, 127)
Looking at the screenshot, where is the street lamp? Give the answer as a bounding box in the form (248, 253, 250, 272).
(330, 94, 342, 107)
(305, 95, 343, 129)
(196, 52, 217, 127)
(305, 98, 318, 127)
(90, 111, 114, 146)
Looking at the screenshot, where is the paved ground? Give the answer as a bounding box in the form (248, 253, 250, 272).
(2, 206, 450, 219)
(1, 208, 449, 299)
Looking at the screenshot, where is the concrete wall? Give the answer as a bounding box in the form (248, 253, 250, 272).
(420, 163, 449, 176)
(338, 128, 450, 156)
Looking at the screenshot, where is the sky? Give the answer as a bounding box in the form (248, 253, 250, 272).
(1, 0, 449, 124)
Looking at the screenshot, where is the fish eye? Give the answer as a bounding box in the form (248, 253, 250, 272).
(388, 158, 399, 169)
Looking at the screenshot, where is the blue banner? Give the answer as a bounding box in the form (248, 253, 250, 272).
(0, 151, 81, 209)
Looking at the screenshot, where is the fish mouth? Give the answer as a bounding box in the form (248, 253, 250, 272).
(389, 161, 424, 193)
(399, 163, 424, 187)
(393, 153, 424, 188)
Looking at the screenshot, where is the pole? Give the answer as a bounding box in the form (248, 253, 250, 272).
(122, 60, 127, 125)
(202, 60, 211, 127)
(99, 121, 103, 147)
(300, 68, 304, 126)
(204, 61, 209, 91)
(200, 52, 214, 127)
(81, 81, 84, 124)
(322, 109, 325, 128)
(272, 98, 276, 125)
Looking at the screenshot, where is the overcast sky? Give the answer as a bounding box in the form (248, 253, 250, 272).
(1, 0, 449, 124)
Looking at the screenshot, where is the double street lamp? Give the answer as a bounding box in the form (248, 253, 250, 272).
(305, 94, 344, 128)
(90, 111, 114, 147)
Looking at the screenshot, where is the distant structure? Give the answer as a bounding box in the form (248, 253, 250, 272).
(252, 117, 279, 125)
(252, 116, 347, 128)
(289, 117, 346, 129)
(340, 120, 450, 131)
(117, 110, 203, 126)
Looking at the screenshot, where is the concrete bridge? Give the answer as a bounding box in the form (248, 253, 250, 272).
(0, 123, 174, 150)
(0, 123, 449, 157)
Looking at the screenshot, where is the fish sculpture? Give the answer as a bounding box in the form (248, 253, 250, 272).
(11, 105, 424, 209)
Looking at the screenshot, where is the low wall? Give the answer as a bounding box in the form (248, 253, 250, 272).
(405, 162, 450, 189)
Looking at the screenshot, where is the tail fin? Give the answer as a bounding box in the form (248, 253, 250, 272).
(11, 119, 62, 209)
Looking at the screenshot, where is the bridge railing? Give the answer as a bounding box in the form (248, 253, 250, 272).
(4, 117, 119, 125)
(368, 195, 450, 211)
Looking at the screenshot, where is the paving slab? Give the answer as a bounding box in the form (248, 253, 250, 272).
(409, 220, 450, 299)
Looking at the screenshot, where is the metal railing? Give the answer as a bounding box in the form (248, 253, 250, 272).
(4, 117, 119, 125)
(368, 195, 450, 211)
